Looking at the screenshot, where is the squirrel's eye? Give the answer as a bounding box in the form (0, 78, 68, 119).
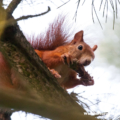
(78, 45, 83, 50)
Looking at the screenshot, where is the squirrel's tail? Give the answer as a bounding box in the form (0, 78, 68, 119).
(28, 16, 70, 50)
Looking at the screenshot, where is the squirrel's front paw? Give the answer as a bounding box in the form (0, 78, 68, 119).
(49, 68, 61, 79)
(61, 53, 73, 66)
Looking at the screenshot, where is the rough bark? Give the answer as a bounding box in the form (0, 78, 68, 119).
(6, 0, 22, 15)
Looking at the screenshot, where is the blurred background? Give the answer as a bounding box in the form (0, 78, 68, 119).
(3, 0, 120, 119)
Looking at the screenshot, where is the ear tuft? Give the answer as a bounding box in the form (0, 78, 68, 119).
(74, 30, 84, 42)
(69, 30, 84, 45)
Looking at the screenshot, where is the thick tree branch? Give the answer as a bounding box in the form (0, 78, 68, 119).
(6, 0, 22, 15)
(0, 87, 98, 120)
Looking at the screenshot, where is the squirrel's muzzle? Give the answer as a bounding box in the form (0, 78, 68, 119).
(82, 59, 91, 66)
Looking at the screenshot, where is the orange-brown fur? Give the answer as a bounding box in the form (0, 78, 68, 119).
(31, 17, 97, 89)
(35, 33, 97, 89)
(30, 17, 69, 50)
(0, 17, 97, 89)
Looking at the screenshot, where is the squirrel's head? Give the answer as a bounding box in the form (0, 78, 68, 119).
(69, 30, 97, 66)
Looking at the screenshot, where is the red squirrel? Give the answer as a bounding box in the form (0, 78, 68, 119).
(0, 17, 97, 89)
(31, 17, 97, 89)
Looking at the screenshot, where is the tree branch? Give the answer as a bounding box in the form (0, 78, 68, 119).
(15, 6, 50, 21)
(57, 0, 70, 9)
(0, 87, 98, 120)
(6, 0, 22, 15)
(91, 1, 103, 29)
(0, 6, 50, 33)
(73, 0, 81, 21)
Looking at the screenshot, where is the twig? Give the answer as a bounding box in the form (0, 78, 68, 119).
(113, 10, 115, 29)
(79, 99, 91, 110)
(57, 0, 70, 9)
(79, 96, 95, 106)
(109, 0, 114, 9)
(92, 3, 103, 29)
(82, 0, 86, 5)
(106, 0, 108, 23)
(89, 100, 101, 107)
(73, 0, 81, 21)
(91, 0, 95, 23)
(115, 0, 117, 18)
(109, 0, 115, 29)
(15, 6, 51, 21)
(99, 0, 103, 11)
(103, 0, 107, 17)
(0, 7, 51, 32)
(6, 0, 22, 15)
(118, 0, 120, 4)
(49, 0, 57, 7)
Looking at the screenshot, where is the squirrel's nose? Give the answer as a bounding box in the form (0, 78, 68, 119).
(83, 59, 91, 66)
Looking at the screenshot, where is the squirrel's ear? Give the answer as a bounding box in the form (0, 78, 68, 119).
(92, 45, 98, 51)
(69, 30, 84, 45)
(74, 30, 84, 42)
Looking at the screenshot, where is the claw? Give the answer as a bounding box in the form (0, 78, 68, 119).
(61, 53, 73, 66)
